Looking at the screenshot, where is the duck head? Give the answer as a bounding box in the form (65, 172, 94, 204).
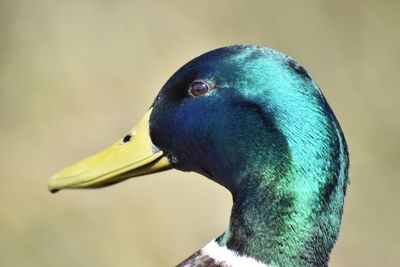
(49, 45, 349, 267)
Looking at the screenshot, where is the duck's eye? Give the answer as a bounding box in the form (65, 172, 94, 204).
(189, 81, 210, 97)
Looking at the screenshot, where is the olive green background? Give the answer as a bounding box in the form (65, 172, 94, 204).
(1, 1, 398, 266)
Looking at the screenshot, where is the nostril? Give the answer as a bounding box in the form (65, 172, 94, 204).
(122, 134, 132, 144)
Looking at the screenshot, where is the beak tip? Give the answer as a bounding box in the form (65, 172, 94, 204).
(48, 183, 60, 193)
(49, 187, 60, 194)
(48, 178, 61, 193)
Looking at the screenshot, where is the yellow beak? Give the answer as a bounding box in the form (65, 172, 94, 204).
(48, 108, 171, 193)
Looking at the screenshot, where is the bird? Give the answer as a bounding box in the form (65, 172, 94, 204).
(48, 45, 349, 267)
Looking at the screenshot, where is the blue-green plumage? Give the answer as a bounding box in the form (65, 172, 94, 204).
(150, 45, 349, 267)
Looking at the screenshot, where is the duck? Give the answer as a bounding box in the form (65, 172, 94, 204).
(48, 45, 349, 267)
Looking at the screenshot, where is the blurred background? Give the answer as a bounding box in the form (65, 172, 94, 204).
(0, 0, 399, 266)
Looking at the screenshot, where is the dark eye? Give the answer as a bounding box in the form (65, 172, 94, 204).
(188, 81, 211, 97)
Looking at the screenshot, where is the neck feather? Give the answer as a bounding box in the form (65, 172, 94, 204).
(201, 240, 270, 267)
(216, 114, 348, 267)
